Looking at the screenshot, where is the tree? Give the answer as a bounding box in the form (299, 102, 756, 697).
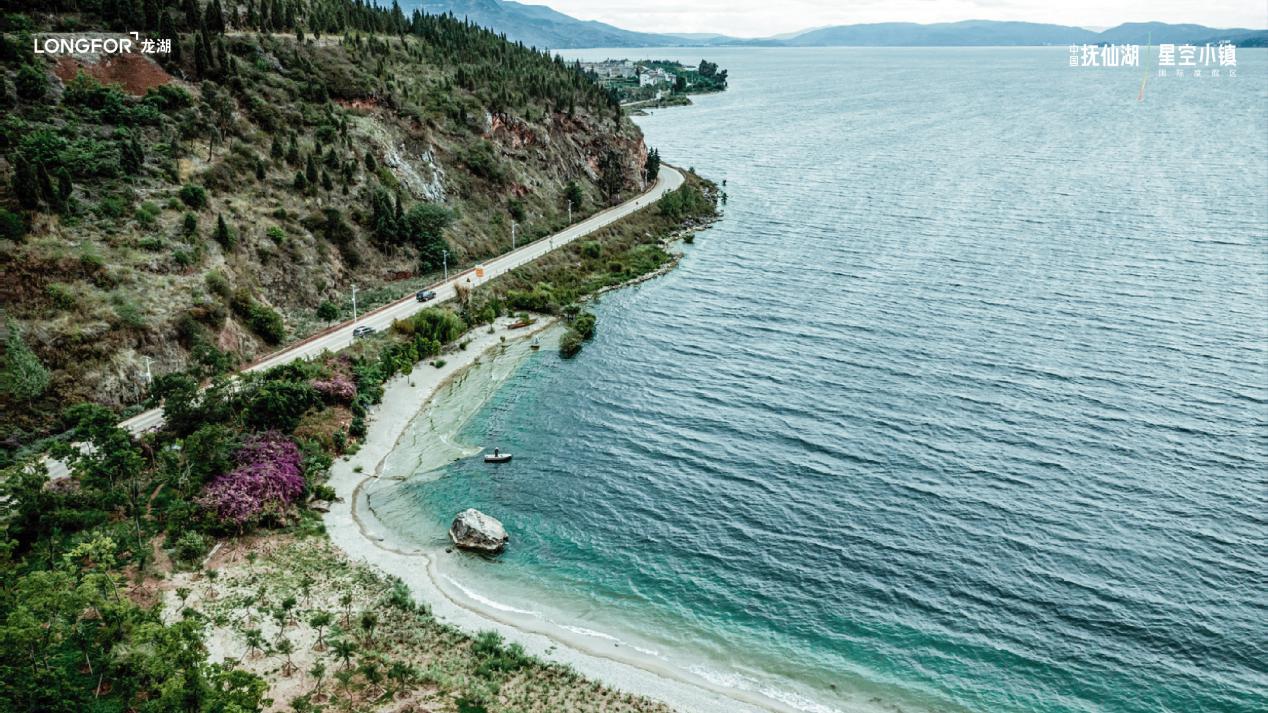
(55, 167, 73, 203)
(644, 148, 661, 183)
(11, 155, 40, 210)
(359, 611, 378, 644)
(316, 300, 339, 321)
(1, 321, 50, 401)
(213, 214, 234, 248)
(401, 203, 452, 268)
(15, 64, 46, 102)
(121, 134, 145, 174)
(309, 610, 333, 650)
(598, 149, 627, 203)
(564, 180, 584, 213)
(276, 637, 296, 676)
(331, 638, 356, 670)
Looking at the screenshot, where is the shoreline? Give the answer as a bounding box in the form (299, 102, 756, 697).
(322, 315, 836, 713)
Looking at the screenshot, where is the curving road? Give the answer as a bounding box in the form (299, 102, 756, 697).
(67, 166, 685, 454)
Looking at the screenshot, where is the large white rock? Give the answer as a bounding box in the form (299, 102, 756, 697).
(449, 509, 509, 553)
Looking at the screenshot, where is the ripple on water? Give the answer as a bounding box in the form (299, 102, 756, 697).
(379, 48, 1268, 713)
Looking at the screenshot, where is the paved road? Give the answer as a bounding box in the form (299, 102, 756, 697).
(55, 166, 685, 463)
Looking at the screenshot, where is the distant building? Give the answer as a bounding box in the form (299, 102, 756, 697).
(580, 60, 636, 80)
(639, 68, 672, 86)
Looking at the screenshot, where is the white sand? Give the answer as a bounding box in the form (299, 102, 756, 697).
(322, 317, 822, 713)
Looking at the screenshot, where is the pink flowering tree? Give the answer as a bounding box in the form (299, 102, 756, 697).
(312, 375, 357, 403)
(198, 432, 305, 528)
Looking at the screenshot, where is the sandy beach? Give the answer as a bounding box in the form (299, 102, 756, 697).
(321, 315, 823, 713)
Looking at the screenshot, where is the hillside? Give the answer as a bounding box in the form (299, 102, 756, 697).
(0, 1, 654, 452)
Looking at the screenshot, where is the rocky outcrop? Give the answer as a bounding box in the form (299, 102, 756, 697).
(449, 509, 509, 553)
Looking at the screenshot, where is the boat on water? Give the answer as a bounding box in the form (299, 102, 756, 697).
(530, 339, 541, 351)
(484, 448, 512, 463)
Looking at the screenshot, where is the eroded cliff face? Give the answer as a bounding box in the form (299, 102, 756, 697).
(0, 30, 650, 438)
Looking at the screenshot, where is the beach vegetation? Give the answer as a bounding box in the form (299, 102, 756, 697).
(559, 328, 584, 358)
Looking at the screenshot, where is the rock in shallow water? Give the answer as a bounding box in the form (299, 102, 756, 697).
(449, 509, 509, 553)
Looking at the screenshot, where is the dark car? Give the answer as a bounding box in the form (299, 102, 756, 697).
(416, 289, 437, 302)
(352, 326, 375, 338)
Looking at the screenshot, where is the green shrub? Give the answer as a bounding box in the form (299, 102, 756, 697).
(172, 531, 209, 563)
(179, 184, 208, 210)
(135, 201, 160, 226)
(559, 328, 583, 358)
(1, 321, 50, 401)
(572, 312, 596, 340)
(46, 283, 77, 310)
(0, 207, 26, 241)
(460, 141, 505, 184)
(95, 196, 129, 218)
(580, 240, 601, 259)
(232, 290, 285, 344)
(316, 300, 339, 321)
(204, 271, 231, 298)
(112, 295, 146, 329)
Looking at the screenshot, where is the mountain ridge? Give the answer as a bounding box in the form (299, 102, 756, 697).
(394, 2, 1268, 48)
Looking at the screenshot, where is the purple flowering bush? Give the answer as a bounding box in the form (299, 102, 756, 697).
(198, 432, 305, 527)
(312, 375, 357, 403)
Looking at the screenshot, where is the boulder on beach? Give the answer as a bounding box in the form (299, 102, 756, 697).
(449, 508, 509, 553)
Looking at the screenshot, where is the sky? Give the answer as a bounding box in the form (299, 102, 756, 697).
(534, 0, 1268, 38)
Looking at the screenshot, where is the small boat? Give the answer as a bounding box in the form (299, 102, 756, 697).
(484, 449, 512, 463)
(530, 339, 541, 351)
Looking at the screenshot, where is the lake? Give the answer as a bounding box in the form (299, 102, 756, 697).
(371, 47, 1268, 713)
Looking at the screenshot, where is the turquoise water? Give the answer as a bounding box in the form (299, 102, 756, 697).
(374, 49, 1268, 712)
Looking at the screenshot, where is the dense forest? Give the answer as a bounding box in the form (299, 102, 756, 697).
(0, 0, 650, 452)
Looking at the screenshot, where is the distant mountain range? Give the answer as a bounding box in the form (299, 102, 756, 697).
(401, 0, 682, 48)
(398, 1, 1268, 49)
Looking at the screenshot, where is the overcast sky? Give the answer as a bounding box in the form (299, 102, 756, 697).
(536, 1, 1267, 37)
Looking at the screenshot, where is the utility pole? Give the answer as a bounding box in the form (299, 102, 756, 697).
(567, 199, 572, 223)
(141, 356, 153, 389)
(442, 249, 449, 282)
(351, 284, 358, 323)
(511, 221, 517, 251)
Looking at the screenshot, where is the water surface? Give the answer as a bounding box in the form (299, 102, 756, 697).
(374, 48, 1268, 713)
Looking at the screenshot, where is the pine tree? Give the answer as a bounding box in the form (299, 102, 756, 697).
(205, 0, 226, 34)
(305, 153, 318, 185)
(121, 135, 144, 174)
(12, 155, 40, 210)
(182, 0, 199, 29)
(213, 214, 234, 248)
(35, 162, 59, 211)
(644, 148, 660, 182)
(194, 31, 209, 78)
(56, 167, 73, 203)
